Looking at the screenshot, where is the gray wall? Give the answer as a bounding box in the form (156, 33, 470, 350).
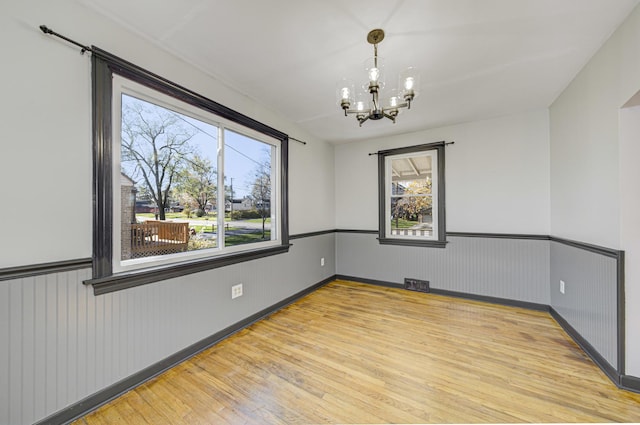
(550, 241, 619, 369)
(0, 233, 335, 425)
(337, 233, 551, 305)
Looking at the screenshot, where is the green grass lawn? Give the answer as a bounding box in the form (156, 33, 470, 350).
(390, 218, 419, 229)
(225, 231, 271, 246)
(187, 230, 270, 250)
(191, 224, 216, 233)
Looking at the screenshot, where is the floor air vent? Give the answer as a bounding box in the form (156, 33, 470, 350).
(404, 278, 430, 293)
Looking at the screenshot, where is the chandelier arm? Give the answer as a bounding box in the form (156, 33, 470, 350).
(383, 112, 397, 123)
(382, 103, 409, 113)
(345, 108, 372, 115)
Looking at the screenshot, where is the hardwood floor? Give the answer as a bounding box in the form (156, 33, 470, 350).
(74, 280, 640, 424)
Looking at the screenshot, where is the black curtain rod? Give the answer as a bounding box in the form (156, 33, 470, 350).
(39, 25, 93, 54)
(40, 24, 292, 142)
(289, 137, 307, 145)
(368, 141, 454, 156)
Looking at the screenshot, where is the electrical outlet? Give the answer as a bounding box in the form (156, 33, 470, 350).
(232, 283, 243, 299)
(321, 257, 325, 267)
(560, 280, 565, 294)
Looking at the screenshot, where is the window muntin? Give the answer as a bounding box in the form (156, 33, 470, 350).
(112, 75, 282, 274)
(378, 142, 446, 247)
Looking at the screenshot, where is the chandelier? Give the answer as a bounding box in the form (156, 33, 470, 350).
(337, 29, 419, 126)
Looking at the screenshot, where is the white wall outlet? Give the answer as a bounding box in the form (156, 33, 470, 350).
(560, 280, 565, 294)
(232, 283, 243, 299)
(321, 257, 325, 267)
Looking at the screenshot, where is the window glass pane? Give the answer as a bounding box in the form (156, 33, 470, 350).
(224, 129, 275, 247)
(119, 94, 219, 261)
(389, 154, 434, 238)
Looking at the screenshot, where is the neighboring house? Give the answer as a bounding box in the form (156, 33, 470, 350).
(135, 201, 156, 213)
(226, 197, 253, 211)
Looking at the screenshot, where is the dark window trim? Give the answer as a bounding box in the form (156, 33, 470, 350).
(85, 245, 291, 295)
(90, 48, 289, 291)
(377, 238, 448, 248)
(377, 141, 446, 247)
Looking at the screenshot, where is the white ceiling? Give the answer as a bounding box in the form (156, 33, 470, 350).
(79, 0, 639, 144)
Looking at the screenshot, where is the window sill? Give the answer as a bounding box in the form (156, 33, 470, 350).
(377, 238, 448, 248)
(85, 244, 291, 295)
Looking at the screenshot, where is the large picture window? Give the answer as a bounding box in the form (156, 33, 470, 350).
(378, 142, 446, 248)
(89, 50, 288, 292)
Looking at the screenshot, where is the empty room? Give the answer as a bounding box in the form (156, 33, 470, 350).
(3, 1, 640, 424)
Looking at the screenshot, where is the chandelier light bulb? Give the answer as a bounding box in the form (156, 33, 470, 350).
(404, 77, 414, 90)
(336, 78, 355, 113)
(369, 67, 380, 83)
(399, 67, 420, 102)
(388, 89, 400, 108)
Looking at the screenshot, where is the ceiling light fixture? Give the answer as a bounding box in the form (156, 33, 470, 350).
(337, 29, 419, 127)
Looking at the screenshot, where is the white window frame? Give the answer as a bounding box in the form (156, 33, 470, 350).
(112, 76, 282, 274)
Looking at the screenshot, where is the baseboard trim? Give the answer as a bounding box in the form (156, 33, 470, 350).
(335, 274, 403, 289)
(335, 275, 549, 311)
(549, 307, 620, 386)
(35, 275, 336, 425)
(429, 288, 550, 312)
(621, 374, 640, 393)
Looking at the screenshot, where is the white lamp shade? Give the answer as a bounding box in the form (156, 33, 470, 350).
(386, 88, 400, 109)
(399, 67, 420, 97)
(354, 92, 369, 112)
(336, 78, 355, 106)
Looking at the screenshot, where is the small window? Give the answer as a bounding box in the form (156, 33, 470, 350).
(378, 142, 446, 247)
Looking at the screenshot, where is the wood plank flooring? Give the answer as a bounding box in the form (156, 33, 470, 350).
(74, 280, 640, 424)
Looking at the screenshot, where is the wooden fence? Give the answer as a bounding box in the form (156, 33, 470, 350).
(131, 221, 189, 258)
